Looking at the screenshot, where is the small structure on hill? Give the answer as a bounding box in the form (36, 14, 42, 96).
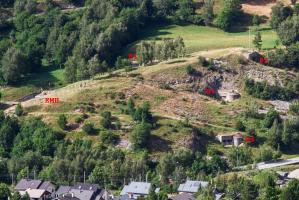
(216, 133, 243, 146)
(119, 182, 152, 199)
(218, 90, 241, 102)
(178, 180, 209, 194)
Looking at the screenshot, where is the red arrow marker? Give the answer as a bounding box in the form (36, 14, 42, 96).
(246, 136, 255, 143)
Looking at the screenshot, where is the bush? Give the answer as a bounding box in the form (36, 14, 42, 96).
(75, 116, 84, 123)
(198, 56, 209, 66)
(263, 108, 280, 128)
(252, 15, 262, 26)
(101, 111, 112, 129)
(15, 104, 23, 116)
(82, 123, 95, 134)
(255, 145, 280, 162)
(235, 120, 246, 131)
(100, 130, 119, 145)
(290, 100, 299, 115)
(186, 65, 195, 75)
(129, 122, 151, 150)
(57, 114, 67, 130)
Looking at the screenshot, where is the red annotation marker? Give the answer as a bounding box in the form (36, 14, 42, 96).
(204, 88, 215, 95)
(245, 136, 255, 143)
(128, 53, 137, 60)
(45, 97, 59, 103)
(260, 57, 268, 64)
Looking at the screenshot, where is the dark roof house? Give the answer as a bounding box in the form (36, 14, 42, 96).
(15, 179, 43, 191)
(55, 186, 72, 198)
(39, 181, 56, 193)
(71, 183, 100, 192)
(55, 183, 107, 200)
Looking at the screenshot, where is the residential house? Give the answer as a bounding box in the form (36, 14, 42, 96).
(177, 180, 209, 194)
(19, 189, 51, 200)
(15, 179, 43, 191)
(218, 90, 241, 102)
(216, 133, 243, 146)
(39, 181, 56, 193)
(15, 179, 55, 200)
(170, 192, 195, 200)
(119, 182, 151, 199)
(55, 186, 71, 198)
(55, 183, 108, 200)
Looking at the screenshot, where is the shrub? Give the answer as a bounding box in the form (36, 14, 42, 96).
(101, 111, 112, 129)
(198, 56, 209, 66)
(235, 120, 246, 131)
(252, 15, 262, 26)
(129, 122, 151, 150)
(186, 65, 195, 75)
(15, 104, 23, 116)
(100, 130, 119, 145)
(290, 100, 299, 115)
(82, 123, 95, 134)
(263, 108, 280, 128)
(57, 114, 67, 130)
(75, 116, 84, 123)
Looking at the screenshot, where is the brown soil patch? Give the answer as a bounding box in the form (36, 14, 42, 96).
(241, 0, 295, 17)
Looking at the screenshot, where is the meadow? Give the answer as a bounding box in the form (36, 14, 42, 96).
(134, 23, 278, 53)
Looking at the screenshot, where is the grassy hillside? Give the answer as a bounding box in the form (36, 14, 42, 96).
(10, 48, 297, 158)
(130, 23, 278, 53)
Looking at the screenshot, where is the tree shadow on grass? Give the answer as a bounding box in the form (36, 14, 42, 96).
(148, 135, 173, 152)
(16, 67, 64, 89)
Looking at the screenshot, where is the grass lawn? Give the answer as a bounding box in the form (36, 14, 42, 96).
(132, 23, 278, 53)
(2, 68, 65, 101)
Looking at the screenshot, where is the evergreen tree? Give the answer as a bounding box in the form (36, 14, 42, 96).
(64, 56, 78, 83)
(57, 114, 67, 130)
(1, 47, 27, 85)
(270, 2, 293, 29)
(15, 104, 24, 116)
(0, 183, 10, 200)
(253, 31, 262, 50)
(202, 0, 214, 26)
(129, 122, 151, 150)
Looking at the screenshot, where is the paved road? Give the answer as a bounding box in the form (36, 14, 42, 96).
(256, 157, 299, 170)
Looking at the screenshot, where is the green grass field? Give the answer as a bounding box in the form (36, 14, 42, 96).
(134, 23, 278, 53)
(2, 68, 65, 101)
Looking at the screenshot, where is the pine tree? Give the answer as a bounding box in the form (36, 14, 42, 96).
(202, 0, 214, 26)
(253, 31, 262, 50)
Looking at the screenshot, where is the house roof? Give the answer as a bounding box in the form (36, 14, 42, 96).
(38, 181, 54, 191)
(233, 133, 243, 138)
(15, 179, 43, 190)
(178, 181, 209, 193)
(57, 194, 80, 200)
(69, 189, 95, 200)
(71, 183, 100, 192)
(120, 182, 151, 195)
(56, 186, 72, 196)
(114, 194, 134, 200)
(172, 193, 195, 200)
(25, 189, 47, 199)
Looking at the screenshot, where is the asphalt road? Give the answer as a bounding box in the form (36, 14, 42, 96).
(256, 157, 299, 170)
